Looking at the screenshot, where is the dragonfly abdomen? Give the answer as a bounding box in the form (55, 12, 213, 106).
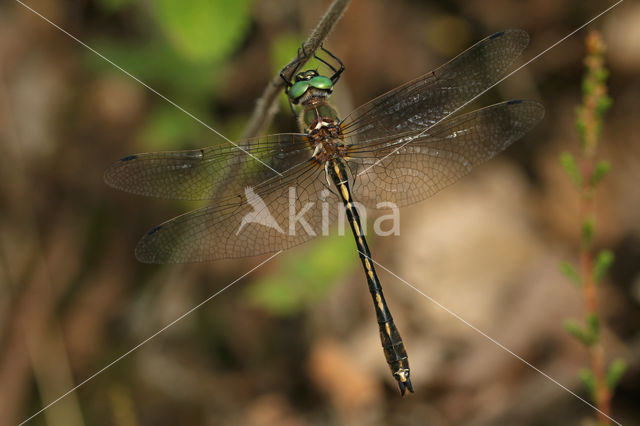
(327, 159, 413, 395)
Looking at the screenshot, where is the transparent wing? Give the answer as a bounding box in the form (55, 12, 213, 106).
(134, 160, 341, 263)
(341, 29, 530, 140)
(345, 100, 544, 209)
(104, 133, 312, 201)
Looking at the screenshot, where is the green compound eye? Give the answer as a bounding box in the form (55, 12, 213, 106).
(289, 81, 310, 100)
(310, 75, 333, 90)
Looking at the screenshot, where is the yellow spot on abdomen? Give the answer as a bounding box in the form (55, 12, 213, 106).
(340, 184, 350, 201)
(375, 293, 384, 312)
(385, 323, 391, 336)
(352, 219, 360, 236)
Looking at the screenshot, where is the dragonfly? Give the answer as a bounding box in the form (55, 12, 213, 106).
(104, 29, 544, 395)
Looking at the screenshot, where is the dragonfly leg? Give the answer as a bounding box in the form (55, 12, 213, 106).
(280, 45, 311, 116)
(316, 45, 345, 84)
(279, 45, 309, 88)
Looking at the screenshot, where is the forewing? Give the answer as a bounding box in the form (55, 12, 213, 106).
(104, 134, 312, 201)
(345, 100, 544, 208)
(135, 161, 340, 263)
(341, 29, 530, 140)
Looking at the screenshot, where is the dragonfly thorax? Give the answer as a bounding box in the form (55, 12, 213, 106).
(299, 98, 347, 164)
(299, 98, 340, 131)
(307, 117, 347, 164)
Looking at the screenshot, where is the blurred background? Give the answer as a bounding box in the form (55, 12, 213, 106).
(1, 0, 639, 425)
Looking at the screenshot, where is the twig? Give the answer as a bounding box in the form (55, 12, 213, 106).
(241, 0, 351, 139)
(560, 30, 625, 426)
(579, 31, 611, 425)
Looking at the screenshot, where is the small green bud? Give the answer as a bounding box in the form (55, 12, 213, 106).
(560, 261, 581, 287)
(560, 152, 582, 187)
(591, 160, 610, 186)
(579, 368, 595, 399)
(594, 250, 614, 284)
(586, 313, 600, 343)
(606, 358, 627, 389)
(596, 95, 612, 115)
(581, 217, 595, 247)
(564, 319, 589, 345)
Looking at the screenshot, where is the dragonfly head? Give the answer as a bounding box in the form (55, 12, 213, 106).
(289, 70, 334, 104)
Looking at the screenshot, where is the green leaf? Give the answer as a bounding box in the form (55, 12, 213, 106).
(594, 250, 614, 284)
(581, 217, 595, 247)
(606, 358, 627, 389)
(575, 107, 587, 145)
(579, 368, 595, 399)
(581, 78, 594, 96)
(271, 34, 306, 76)
(560, 261, 581, 287)
(86, 39, 221, 97)
(245, 235, 356, 315)
(153, 0, 253, 63)
(595, 68, 609, 83)
(137, 104, 203, 151)
(560, 152, 581, 187)
(564, 318, 598, 346)
(591, 160, 610, 186)
(596, 95, 612, 116)
(586, 313, 600, 343)
(564, 319, 589, 345)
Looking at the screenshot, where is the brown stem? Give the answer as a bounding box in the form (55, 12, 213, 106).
(578, 31, 612, 424)
(579, 213, 611, 423)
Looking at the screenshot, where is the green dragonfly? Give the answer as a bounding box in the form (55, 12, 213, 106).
(105, 29, 544, 394)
